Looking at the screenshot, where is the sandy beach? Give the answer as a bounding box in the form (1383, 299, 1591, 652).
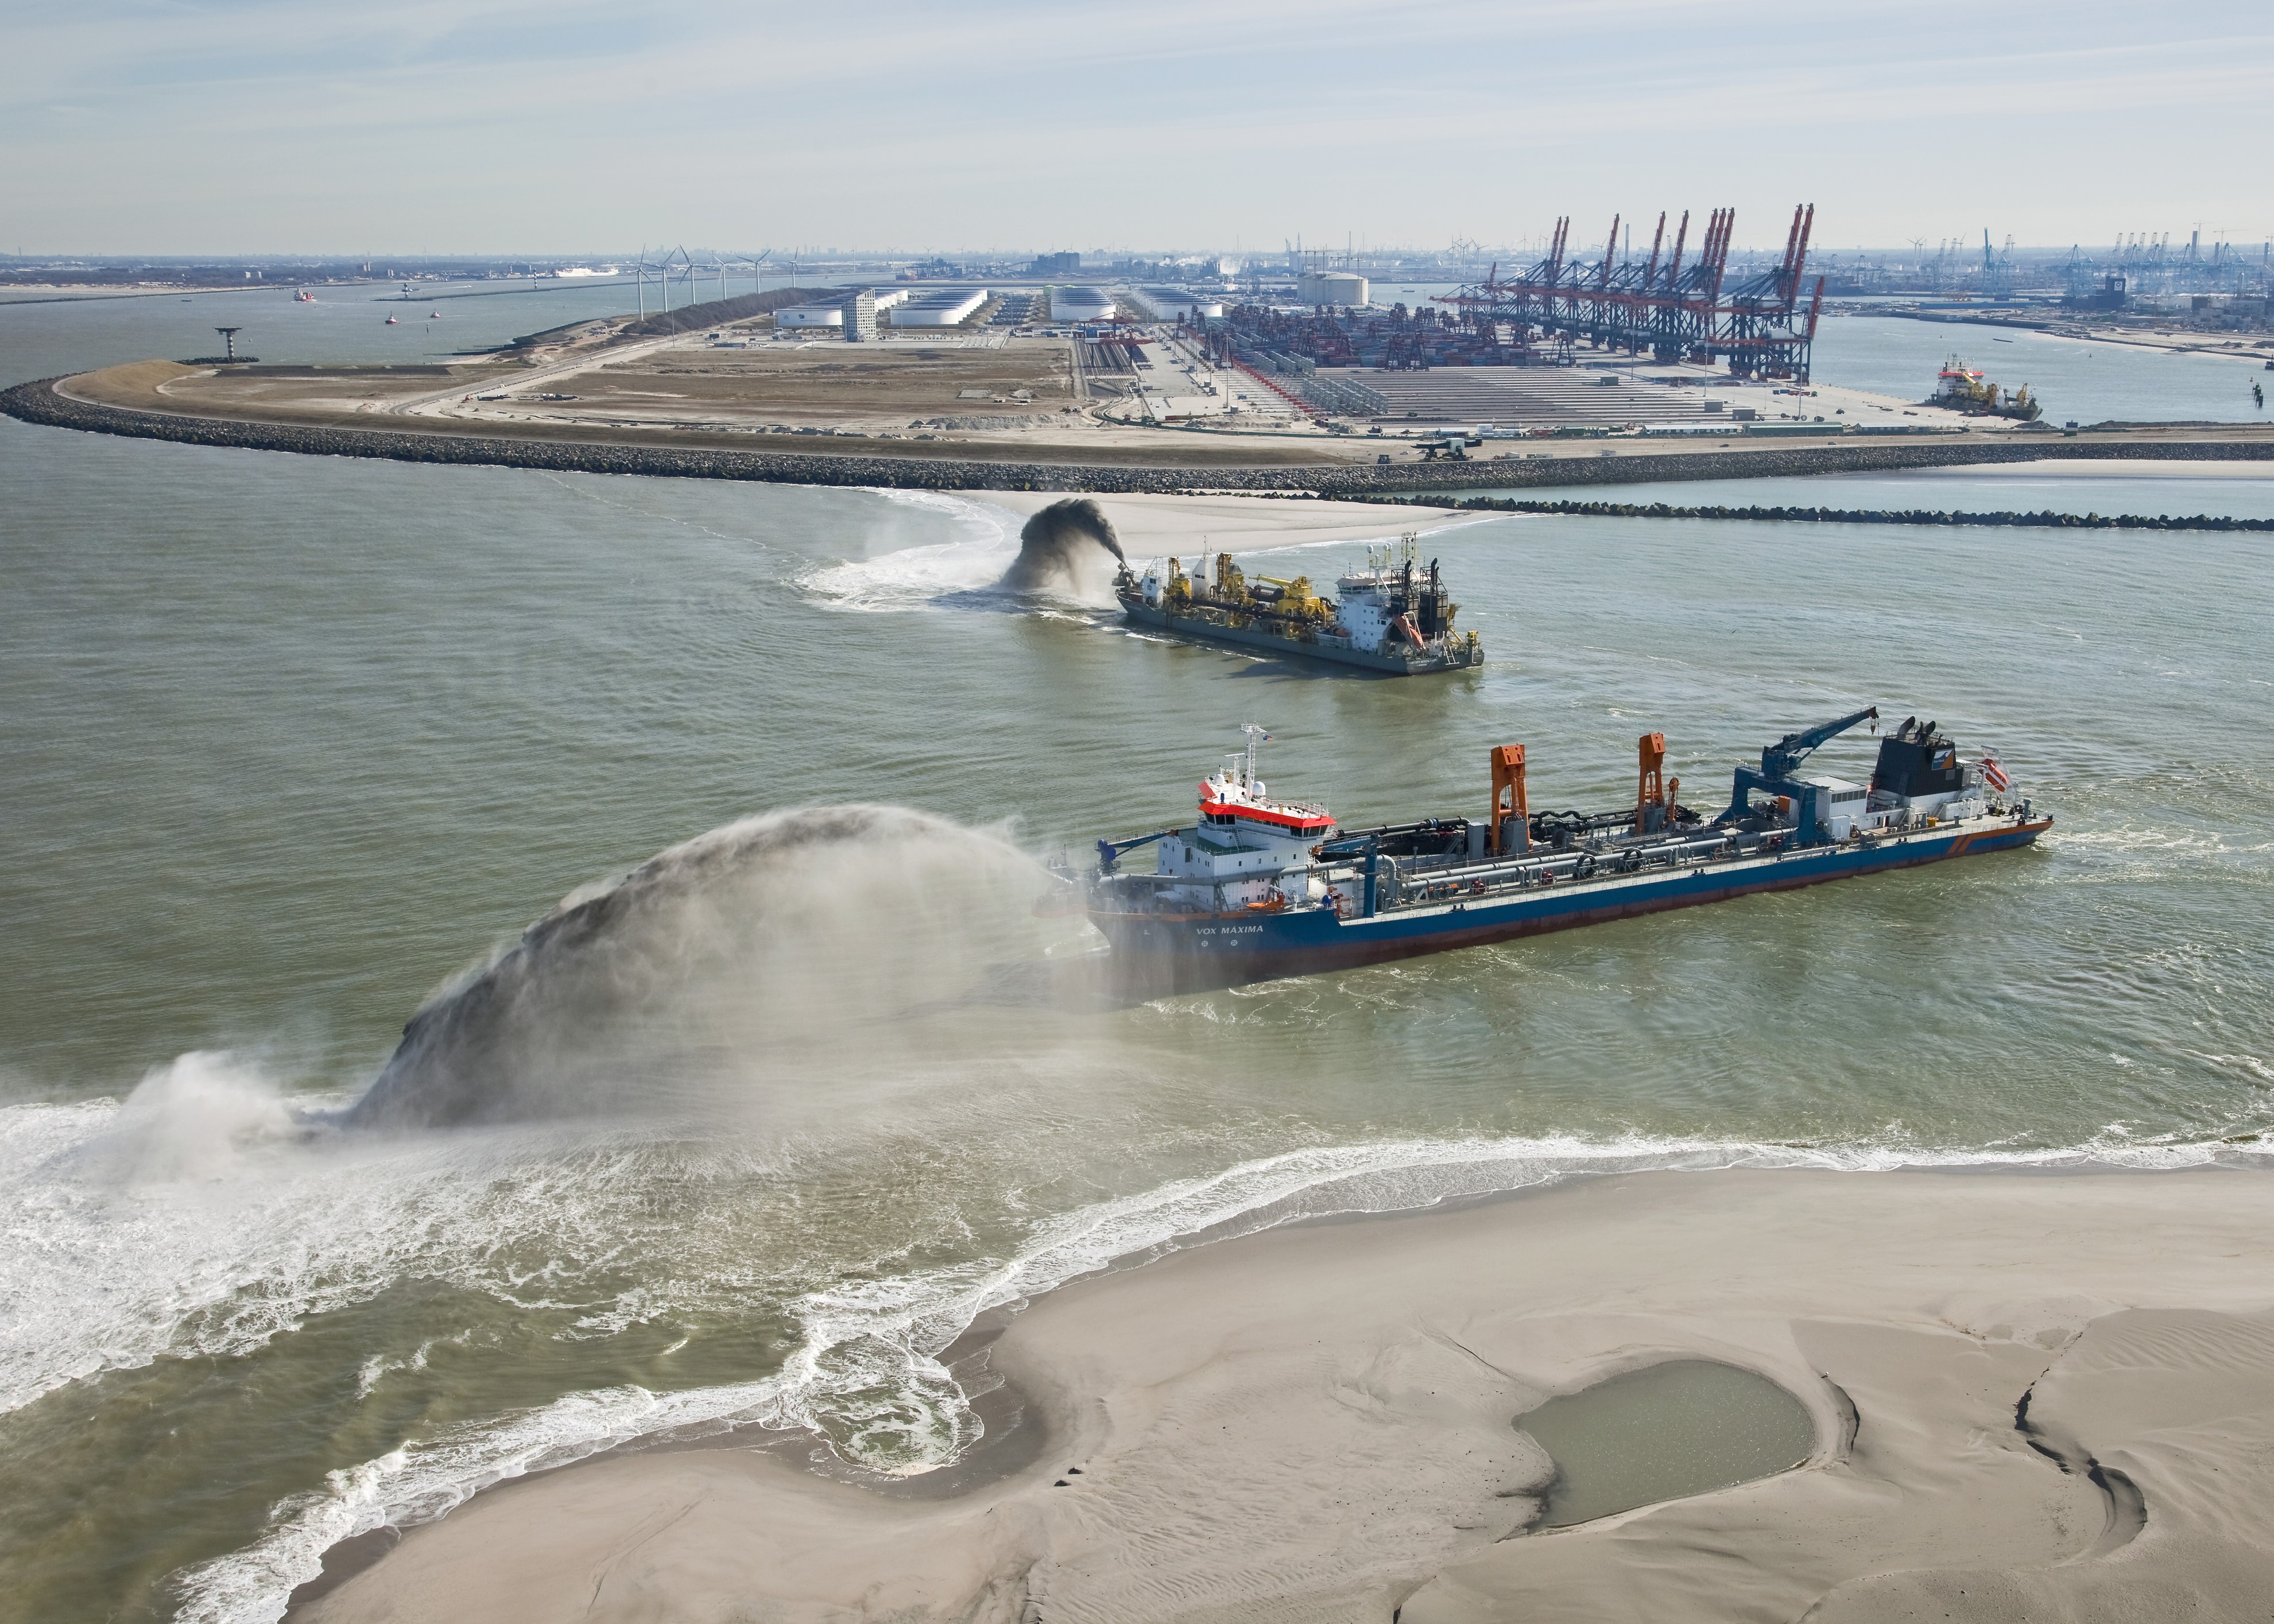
(295, 1165, 2274, 1623)
(971, 489, 1490, 556)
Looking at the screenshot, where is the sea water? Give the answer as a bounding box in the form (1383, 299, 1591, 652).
(2, 294, 2270, 1623)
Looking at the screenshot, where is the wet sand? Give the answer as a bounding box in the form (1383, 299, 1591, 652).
(299, 1165, 2274, 1623)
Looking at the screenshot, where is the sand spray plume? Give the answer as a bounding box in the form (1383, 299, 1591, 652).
(345, 806, 1086, 1131)
(997, 497, 1125, 595)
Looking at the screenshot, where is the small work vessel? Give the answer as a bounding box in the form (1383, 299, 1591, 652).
(293, 290, 316, 303)
(1076, 712, 2047, 991)
(385, 315, 400, 324)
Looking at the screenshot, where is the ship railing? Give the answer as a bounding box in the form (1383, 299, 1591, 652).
(1094, 871, 1345, 918)
(1377, 832, 1741, 911)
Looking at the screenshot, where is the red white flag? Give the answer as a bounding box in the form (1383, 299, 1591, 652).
(1982, 756, 2012, 793)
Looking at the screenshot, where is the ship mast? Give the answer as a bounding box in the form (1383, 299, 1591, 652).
(1241, 722, 1271, 789)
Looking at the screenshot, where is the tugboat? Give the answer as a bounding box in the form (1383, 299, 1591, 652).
(1076, 712, 2047, 991)
(1116, 534, 1481, 675)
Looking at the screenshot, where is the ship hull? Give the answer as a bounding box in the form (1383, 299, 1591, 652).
(1090, 817, 2050, 993)
(1119, 598, 1479, 676)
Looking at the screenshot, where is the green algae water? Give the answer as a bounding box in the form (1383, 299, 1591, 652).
(3, 299, 2272, 1624)
(1520, 1361, 1818, 1528)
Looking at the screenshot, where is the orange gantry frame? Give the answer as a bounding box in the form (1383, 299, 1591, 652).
(1487, 744, 1528, 855)
(1635, 731, 1680, 834)
(1636, 732, 1667, 832)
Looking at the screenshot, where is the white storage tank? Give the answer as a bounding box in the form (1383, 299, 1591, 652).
(1050, 287, 1118, 321)
(1297, 271, 1368, 307)
(777, 303, 843, 328)
(893, 288, 989, 327)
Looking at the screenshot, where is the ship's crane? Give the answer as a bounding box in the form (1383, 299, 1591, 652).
(1720, 705, 1880, 844)
(1095, 830, 1171, 874)
(1761, 706, 1879, 780)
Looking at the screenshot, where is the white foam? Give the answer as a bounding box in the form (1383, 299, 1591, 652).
(802, 491, 1022, 611)
(165, 1125, 2274, 1624)
(0, 1055, 670, 1420)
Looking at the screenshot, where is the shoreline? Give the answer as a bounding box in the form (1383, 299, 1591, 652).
(9, 374, 2274, 497)
(294, 1162, 2274, 1624)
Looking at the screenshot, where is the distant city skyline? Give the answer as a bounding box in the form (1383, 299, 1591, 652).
(6, 0, 2268, 256)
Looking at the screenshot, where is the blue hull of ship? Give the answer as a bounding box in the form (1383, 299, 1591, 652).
(1091, 819, 2049, 991)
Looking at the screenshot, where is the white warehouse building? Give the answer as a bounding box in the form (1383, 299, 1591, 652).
(892, 288, 989, 327)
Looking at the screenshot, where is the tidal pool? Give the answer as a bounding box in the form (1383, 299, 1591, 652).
(1519, 1359, 1817, 1528)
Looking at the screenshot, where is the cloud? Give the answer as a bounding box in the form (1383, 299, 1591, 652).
(3, 0, 2268, 252)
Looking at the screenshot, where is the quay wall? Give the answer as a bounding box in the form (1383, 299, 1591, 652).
(7, 377, 2272, 497)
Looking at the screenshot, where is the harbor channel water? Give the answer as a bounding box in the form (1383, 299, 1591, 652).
(2, 293, 2271, 1623)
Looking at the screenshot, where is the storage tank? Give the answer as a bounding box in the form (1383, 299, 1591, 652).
(1051, 287, 1118, 322)
(893, 289, 989, 327)
(1296, 272, 1368, 307)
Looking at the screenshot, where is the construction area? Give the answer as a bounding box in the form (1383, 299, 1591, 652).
(99, 288, 1101, 441)
(47, 214, 2114, 473)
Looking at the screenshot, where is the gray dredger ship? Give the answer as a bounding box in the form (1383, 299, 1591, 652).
(1116, 534, 1482, 675)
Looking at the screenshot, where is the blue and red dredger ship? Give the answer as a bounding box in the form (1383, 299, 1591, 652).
(1079, 709, 2048, 991)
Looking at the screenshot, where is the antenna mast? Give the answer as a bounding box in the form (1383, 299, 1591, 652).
(1241, 722, 1271, 788)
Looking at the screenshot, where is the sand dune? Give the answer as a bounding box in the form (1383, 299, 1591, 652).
(297, 1167, 2274, 1623)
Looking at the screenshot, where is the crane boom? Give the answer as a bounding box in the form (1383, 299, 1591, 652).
(1720, 706, 1882, 840)
(1761, 706, 1880, 780)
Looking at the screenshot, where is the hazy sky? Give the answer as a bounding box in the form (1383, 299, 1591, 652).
(7, 0, 2269, 257)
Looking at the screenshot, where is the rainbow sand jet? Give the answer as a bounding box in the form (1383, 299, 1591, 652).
(1076, 711, 2047, 991)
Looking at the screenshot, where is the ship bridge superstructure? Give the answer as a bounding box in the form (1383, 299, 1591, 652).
(1143, 724, 1338, 911)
